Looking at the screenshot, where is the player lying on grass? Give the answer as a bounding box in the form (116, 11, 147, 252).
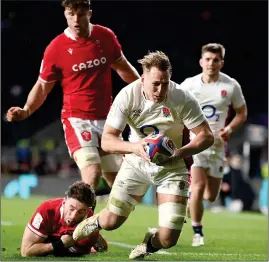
(72, 51, 214, 260)
(21, 181, 107, 257)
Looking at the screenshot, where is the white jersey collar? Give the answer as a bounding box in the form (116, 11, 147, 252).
(200, 73, 221, 85)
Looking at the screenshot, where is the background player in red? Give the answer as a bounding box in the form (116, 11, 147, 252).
(6, 0, 140, 192)
(21, 181, 107, 257)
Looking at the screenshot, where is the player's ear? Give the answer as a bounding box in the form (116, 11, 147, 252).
(199, 58, 203, 68)
(88, 10, 92, 19)
(141, 74, 144, 83)
(220, 59, 224, 69)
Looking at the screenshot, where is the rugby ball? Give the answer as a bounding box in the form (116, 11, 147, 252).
(144, 134, 175, 165)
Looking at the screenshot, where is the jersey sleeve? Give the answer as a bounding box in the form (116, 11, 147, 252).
(105, 28, 122, 63)
(181, 90, 206, 130)
(27, 202, 49, 238)
(39, 41, 61, 83)
(231, 80, 246, 109)
(105, 89, 129, 131)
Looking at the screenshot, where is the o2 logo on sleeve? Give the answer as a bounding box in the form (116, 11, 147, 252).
(202, 105, 219, 121)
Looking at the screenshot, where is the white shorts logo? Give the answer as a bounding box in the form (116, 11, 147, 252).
(32, 213, 43, 229)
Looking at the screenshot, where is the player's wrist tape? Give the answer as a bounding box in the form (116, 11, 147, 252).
(51, 240, 66, 256)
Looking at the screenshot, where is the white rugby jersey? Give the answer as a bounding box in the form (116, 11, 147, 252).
(180, 72, 246, 138)
(106, 79, 206, 149)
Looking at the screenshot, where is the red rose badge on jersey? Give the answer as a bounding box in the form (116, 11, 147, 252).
(162, 107, 171, 118)
(81, 131, 92, 142)
(221, 90, 227, 98)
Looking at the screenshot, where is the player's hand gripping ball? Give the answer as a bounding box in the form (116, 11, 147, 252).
(144, 134, 176, 165)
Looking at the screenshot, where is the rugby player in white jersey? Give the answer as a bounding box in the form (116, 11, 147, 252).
(71, 51, 214, 259)
(180, 43, 247, 247)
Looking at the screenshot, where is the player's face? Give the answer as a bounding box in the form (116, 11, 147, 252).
(64, 7, 92, 37)
(62, 197, 88, 226)
(200, 52, 224, 76)
(141, 67, 170, 103)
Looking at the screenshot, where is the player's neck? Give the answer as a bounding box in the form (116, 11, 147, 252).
(201, 73, 219, 84)
(68, 27, 90, 39)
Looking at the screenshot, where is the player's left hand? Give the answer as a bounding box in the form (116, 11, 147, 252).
(219, 126, 233, 142)
(160, 148, 183, 166)
(61, 234, 76, 248)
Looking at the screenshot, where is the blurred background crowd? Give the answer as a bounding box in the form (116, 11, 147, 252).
(1, 1, 268, 214)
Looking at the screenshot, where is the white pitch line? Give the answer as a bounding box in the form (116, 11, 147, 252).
(107, 241, 175, 255)
(108, 241, 264, 257)
(1, 221, 14, 226)
(179, 252, 265, 257)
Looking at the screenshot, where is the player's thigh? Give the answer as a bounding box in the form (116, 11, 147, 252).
(106, 160, 150, 218)
(191, 152, 209, 187)
(190, 166, 208, 190)
(204, 152, 225, 200)
(207, 152, 225, 179)
(94, 120, 124, 174)
(101, 154, 123, 173)
(62, 118, 100, 155)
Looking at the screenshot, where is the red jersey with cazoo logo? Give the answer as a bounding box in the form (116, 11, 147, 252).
(38, 23, 122, 120)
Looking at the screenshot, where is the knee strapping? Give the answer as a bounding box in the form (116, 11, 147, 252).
(158, 202, 186, 230)
(73, 147, 101, 169)
(106, 190, 138, 217)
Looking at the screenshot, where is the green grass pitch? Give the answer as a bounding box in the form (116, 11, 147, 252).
(1, 196, 268, 261)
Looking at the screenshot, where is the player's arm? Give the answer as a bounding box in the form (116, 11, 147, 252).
(101, 89, 150, 161)
(219, 81, 247, 141)
(7, 40, 58, 122)
(21, 226, 76, 257)
(102, 124, 150, 161)
(230, 103, 248, 131)
(21, 226, 53, 257)
(173, 90, 214, 159)
(6, 80, 55, 122)
(219, 103, 247, 142)
(111, 54, 140, 84)
(174, 120, 214, 159)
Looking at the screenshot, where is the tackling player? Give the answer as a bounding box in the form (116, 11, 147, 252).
(180, 43, 247, 247)
(21, 181, 108, 257)
(71, 51, 214, 259)
(6, 0, 140, 194)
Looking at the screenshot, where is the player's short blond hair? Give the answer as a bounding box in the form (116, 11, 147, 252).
(62, 0, 91, 10)
(138, 51, 172, 75)
(201, 43, 225, 60)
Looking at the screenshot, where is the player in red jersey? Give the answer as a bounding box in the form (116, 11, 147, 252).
(21, 181, 108, 257)
(6, 0, 140, 192)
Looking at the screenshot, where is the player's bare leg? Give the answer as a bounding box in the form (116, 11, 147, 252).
(129, 194, 187, 259)
(100, 152, 122, 187)
(102, 172, 117, 187)
(189, 167, 207, 246)
(203, 175, 222, 202)
(80, 163, 102, 190)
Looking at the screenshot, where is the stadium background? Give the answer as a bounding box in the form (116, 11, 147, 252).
(1, 1, 268, 260)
